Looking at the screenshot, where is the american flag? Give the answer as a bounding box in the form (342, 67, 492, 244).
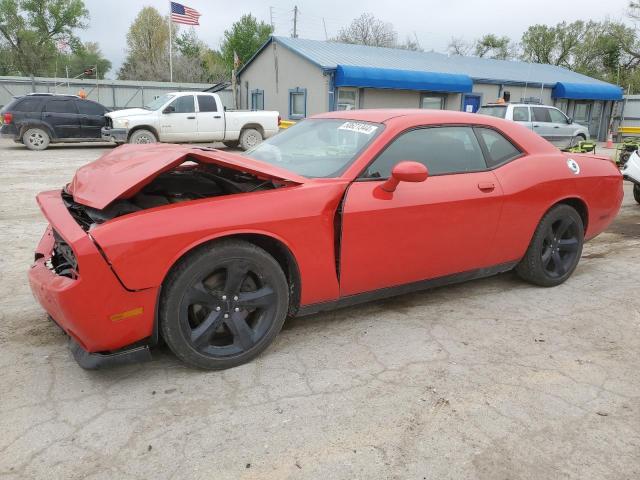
(170, 2, 201, 25)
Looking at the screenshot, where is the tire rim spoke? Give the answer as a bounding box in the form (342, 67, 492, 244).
(238, 287, 274, 309)
(224, 262, 250, 293)
(556, 218, 572, 238)
(191, 310, 223, 347)
(552, 251, 566, 275)
(226, 311, 254, 350)
(558, 238, 578, 252)
(185, 282, 219, 307)
(541, 247, 553, 267)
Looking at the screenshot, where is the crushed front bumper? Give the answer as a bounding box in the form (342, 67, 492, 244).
(101, 126, 127, 143)
(28, 190, 159, 368)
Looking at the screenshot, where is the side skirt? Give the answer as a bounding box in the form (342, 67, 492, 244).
(296, 261, 518, 317)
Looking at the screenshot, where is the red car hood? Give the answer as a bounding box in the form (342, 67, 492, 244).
(68, 144, 307, 209)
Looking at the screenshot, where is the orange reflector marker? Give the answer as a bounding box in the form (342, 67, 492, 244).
(110, 307, 144, 322)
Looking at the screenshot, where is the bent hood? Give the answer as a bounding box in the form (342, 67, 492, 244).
(106, 108, 149, 119)
(68, 144, 307, 209)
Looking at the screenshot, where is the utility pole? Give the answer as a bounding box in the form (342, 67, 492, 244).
(322, 18, 328, 40)
(269, 6, 274, 29)
(292, 6, 298, 38)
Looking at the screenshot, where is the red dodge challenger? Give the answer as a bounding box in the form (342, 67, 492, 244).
(29, 110, 623, 370)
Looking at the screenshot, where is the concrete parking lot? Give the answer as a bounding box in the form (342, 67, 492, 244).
(0, 138, 639, 480)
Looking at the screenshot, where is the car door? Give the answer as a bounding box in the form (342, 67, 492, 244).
(75, 100, 107, 139)
(339, 126, 504, 296)
(160, 94, 197, 141)
(530, 107, 555, 144)
(548, 107, 573, 148)
(42, 98, 82, 139)
(195, 95, 224, 141)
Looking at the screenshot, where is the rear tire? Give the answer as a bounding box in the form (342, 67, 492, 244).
(634, 184, 640, 204)
(22, 128, 50, 151)
(516, 204, 584, 287)
(160, 240, 289, 370)
(238, 128, 263, 151)
(129, 129, 157, 144)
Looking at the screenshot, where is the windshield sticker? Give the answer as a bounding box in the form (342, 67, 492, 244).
(338, 122, 378, 135)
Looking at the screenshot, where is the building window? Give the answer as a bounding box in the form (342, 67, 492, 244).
(420, 94, 446, 110)
(289, 87, 307, 119)
(251, 89, 264, 110)
(337, 88, 358, 110)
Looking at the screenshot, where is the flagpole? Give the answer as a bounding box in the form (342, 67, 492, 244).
(168, 1, 173, 82)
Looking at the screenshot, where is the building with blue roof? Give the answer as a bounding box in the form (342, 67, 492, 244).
(238, 36, 623, 141)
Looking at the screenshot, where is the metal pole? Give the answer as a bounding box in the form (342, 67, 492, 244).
(322, 18, 327, 40)
(169, 1, 173, 82)
(292, 6, 298, 38)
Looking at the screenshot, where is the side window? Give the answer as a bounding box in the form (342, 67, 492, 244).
(289, 88, 306, 119)
(512, 107, 530, 122)
(197, 95, 217, 112)
(549, 108, 568, 124)
(364, 126, 486, 178)
(13, 98, 43, 112)
(532, 107, 552, 123)
(250, 90, 264, 110)
(75, 100, 105, 115)
(168, 95, 195, 113)
(45, 99, 77, 114)
(475, 128, 522, 168)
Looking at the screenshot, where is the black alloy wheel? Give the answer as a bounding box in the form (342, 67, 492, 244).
(516, 204, 584, 287)
(160, 241, 289, 369)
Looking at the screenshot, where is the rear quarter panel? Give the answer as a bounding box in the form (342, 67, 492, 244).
(90, 180, 349, 306)
(224, 111, 279, 139)
(489, 152, 622, 265)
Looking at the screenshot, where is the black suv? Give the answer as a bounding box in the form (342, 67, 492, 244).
(0, 93, 110, 150)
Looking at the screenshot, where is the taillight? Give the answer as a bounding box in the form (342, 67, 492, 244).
(2, 112, 12, 124)
(278, 115, 281, 126)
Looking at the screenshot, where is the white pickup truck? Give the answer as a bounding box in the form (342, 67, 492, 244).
(101, 92, 280, 150)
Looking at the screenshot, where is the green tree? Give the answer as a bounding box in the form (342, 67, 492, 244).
(474, 34, 514, 60)
(118, 6, 172, 80)
(220, 14, 272, 72)
(334, 13, 397, 48)
(521, 21, 586, 67)
(0, 0, 89, 75)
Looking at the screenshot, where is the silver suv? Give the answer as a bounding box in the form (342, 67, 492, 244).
(478, 103, 590, 148)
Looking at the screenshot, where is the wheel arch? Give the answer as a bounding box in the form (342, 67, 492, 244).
(127, 125, 160, 141)
(19, 122, 55, 140)
(239, 123, 265, 137)
(555, 197, 589, 232)
(160, 231, 302, 317)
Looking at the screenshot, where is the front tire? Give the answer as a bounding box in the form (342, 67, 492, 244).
(129, 129, 157, 144)
(22, 128, 50, 151)
(238, 128, 263, 151)
(634, 184, 640, 204)
(160, 240, 289, 370)
(516, 204, 584, 287)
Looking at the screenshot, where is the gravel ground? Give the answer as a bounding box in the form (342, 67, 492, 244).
(0, 138, 639, 480)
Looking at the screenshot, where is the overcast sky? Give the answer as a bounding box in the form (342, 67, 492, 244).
(82, 0, 633, 78)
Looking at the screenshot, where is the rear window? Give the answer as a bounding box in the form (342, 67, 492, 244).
(532, 107, 552, 123)
(478, 106, 507, 119)
(197, 95, 217, 112)
(476, 128, 522, 167)
(76, 100, 106, 115)
(12, 97, 44, 112)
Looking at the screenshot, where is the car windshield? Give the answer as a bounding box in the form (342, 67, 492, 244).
(244, 119, 383, 178)
(478, 106, 507, 119)
(145, 94, 175, 110)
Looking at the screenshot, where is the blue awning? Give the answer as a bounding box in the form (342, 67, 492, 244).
(552, 82, 623, 101)
(335, 65, 473, 93)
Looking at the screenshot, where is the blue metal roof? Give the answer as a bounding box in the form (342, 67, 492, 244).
(257, 36, 620, 95)
(335, 65, 472, 93)
(552, 82, 623, 101)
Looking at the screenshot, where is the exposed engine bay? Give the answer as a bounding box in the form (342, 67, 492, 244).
(63, 159, 282, 230)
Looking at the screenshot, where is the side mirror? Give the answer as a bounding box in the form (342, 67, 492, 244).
(381, 161, 429, 192)
(163, 105, 175, 114)
(567, 117, 573, 124)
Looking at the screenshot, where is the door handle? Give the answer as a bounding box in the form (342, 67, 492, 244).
(477, 182, 495, 192)
(213, 115, 221, 119)
(533, 124, 539, 128)
(187, 116, 196, 119)
(553, 125, 560, 129)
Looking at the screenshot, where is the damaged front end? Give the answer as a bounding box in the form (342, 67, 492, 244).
(63, 161, 284, 230)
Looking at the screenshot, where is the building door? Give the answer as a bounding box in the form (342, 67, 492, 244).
(462, 94, 482, 113)
(588, 101, 604, 139)
(573, 101, 591, 127)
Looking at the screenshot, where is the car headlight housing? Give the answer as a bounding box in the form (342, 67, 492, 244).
(113, 118, 129, 129)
